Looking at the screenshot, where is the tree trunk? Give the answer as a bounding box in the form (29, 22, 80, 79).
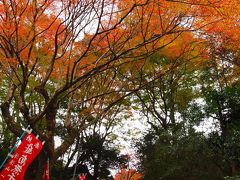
(25, 150, 48, 180)
(93, 160, 100, 180)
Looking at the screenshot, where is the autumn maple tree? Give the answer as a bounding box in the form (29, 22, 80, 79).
(114, 168, 142, 180)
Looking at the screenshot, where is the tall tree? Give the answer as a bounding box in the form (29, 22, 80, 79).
(0, 0, 231, 177)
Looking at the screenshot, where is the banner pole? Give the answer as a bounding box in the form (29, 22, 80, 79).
(0, 126, 29, 169)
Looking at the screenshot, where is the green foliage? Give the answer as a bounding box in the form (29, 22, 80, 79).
(133, 59, 240, 178)
(224, 176, 240, 180)
(181, 102, 205, 126)
(136, 127, 224, 179)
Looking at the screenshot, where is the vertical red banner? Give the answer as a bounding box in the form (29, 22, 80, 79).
(43, 159, 49, 180)
(0, 132, 44, 180)
(78, 173, 87, 180)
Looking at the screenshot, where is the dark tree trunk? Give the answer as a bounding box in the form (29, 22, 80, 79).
(93, 160, 100, 180)
(25, 150, 48, 180)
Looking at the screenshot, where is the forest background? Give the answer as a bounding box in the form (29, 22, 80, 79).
(0, 0, 240, 179)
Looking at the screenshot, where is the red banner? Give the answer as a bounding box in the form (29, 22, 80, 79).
(43, 159, 49, 180)
(0, 132, 44, 180)
(78, 173, 87, 180)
